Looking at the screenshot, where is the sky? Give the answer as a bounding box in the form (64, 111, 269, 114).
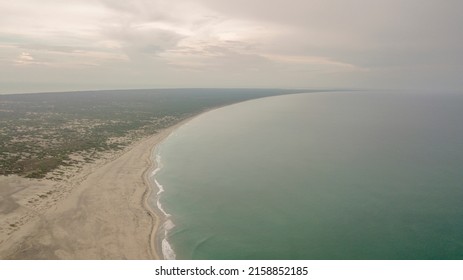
(0, 0, 462, 94)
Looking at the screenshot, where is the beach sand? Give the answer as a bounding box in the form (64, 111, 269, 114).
(0, 122, 185, 259)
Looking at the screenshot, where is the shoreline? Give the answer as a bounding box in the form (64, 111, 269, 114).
(141, 117, 194, 260)
(0, 94, 302, 259)
(0, 108, 212, 259)
(0, 118, 194, 259)
(142, 110, 219, 260)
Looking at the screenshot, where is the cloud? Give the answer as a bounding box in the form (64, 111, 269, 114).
(0, 0, 462, 93)
(102, 24, 185, 61)
(14, 52, 36, 65)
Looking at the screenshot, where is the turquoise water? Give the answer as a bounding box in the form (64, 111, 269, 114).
(153, 91, 463, 259)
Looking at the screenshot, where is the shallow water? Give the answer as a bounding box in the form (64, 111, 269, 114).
(154, 91, 463, 259)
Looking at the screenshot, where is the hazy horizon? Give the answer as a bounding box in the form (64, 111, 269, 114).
(1, 0, 462, 94)
(0, 87, 353, 96)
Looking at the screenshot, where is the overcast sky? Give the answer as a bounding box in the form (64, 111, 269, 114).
(1, 0, 462, 93)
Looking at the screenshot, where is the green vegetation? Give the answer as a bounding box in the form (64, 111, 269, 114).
(0, 88, 308, 178)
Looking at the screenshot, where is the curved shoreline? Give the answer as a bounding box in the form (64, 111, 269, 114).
(0, 108, 239, 259)
(141, 144, 159, 260)
(140, 96, 311, 259)
(0, 121, 189, 259)
(141, 116, 201, 259)
(0, 94, 307, 259)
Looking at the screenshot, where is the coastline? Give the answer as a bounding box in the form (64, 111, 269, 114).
(144, 111, 220, 260)
(0, 118, 192, 259)
(0, 96, 297, 260)
(141, 117, 195, 260)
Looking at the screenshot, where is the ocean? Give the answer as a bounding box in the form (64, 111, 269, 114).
(150, 91, 463, 259)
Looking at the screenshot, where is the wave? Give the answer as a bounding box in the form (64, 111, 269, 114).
(150, 151, 176, 259)
(150, 154, 162, 177)
(155, 179, 165, 195)
(161, 219, 176, 260)
(154, 179, 169, 217)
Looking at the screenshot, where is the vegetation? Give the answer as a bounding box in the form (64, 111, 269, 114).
(0, 88, 308, 178)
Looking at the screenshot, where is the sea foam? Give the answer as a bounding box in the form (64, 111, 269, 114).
(161, 219, 176, 260)
(154, 179, 169, 217)
(151, 152, 176, 259)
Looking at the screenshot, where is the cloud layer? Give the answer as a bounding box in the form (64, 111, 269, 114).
(1, 0, 462, 93)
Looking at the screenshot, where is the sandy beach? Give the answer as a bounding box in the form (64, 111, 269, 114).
(0, 121, 187, 259)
